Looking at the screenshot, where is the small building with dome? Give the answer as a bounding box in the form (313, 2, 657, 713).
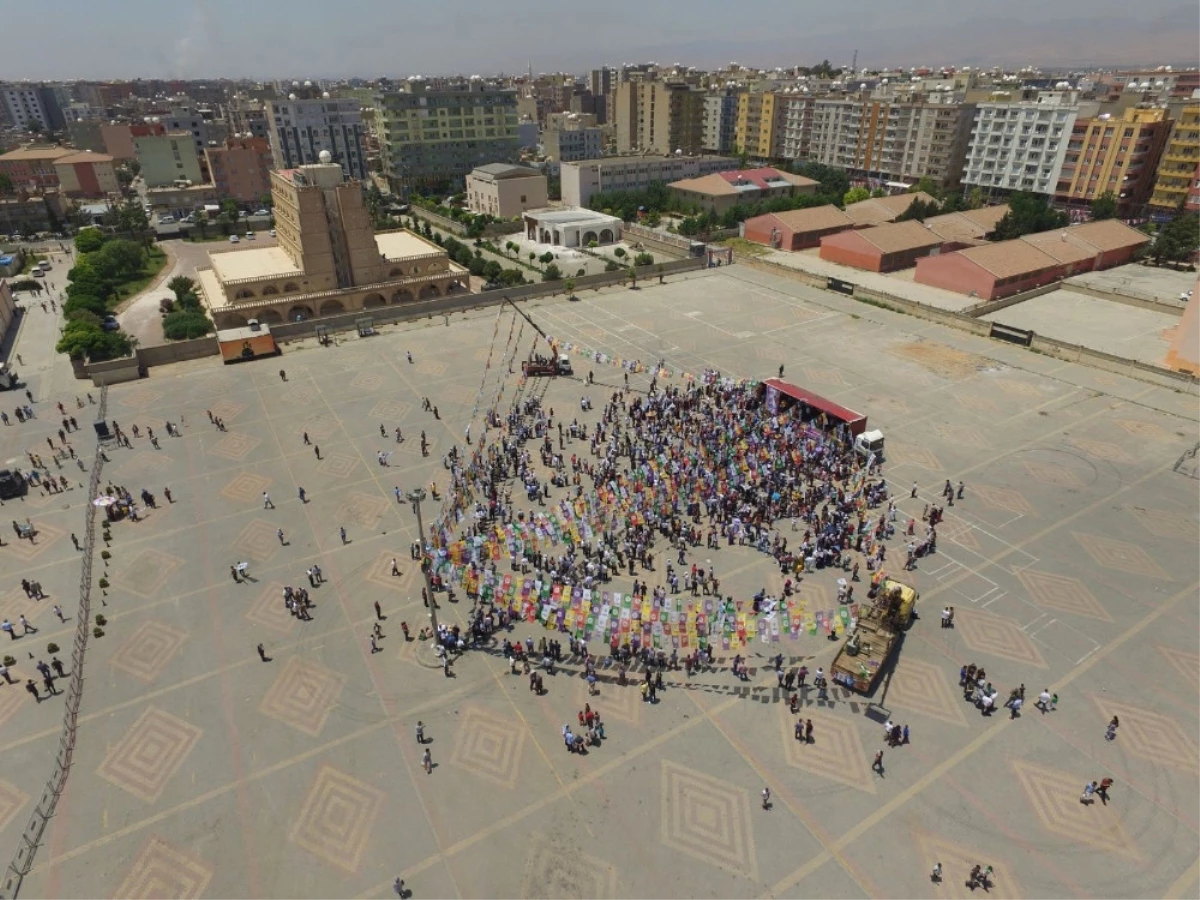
(197, 155, 468, 329)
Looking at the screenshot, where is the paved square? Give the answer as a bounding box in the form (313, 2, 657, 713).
(1, 264, 1196, 899)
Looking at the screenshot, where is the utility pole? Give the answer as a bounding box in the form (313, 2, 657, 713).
(406, 487, 440, 637)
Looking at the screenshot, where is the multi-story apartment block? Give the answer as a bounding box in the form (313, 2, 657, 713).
(0, 146, 72, 191)
(53, 151, 120, 198)
(613, 81, 706, 156)
(1055, 107, 1171, 214)
(205, 136, 275, 204)
(779, 93, 816, 161)
(229, 97, 270, 140)
(161, 107, 212, 158)
(0, 84, 66, 133)
(735, 91, 785, 159)
(561, 154, 738, 207)
(134, 132, 204, 188)
(961, 91, 1093, 195)
(1149, 103, 1200, 213)
(1106, 69, 1200, 102)
(702, 89, 741, 155)
(266, 95, 366, 181)
(376, 80, 520, 195)
(543, 113, 604, 162)
(588, 67, 616, 124)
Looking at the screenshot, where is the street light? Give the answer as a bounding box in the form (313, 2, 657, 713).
(406, 487, 440, 637)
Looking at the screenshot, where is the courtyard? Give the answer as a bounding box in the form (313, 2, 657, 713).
(0, 263, 1196, 899)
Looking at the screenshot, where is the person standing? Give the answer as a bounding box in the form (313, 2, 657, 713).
(257, 643, 268, 662)
(1105, 716, 1119, 741)
(422, 748, 432, 774)
(761, 786, 771, 810)
(339, 526, 348, 545)
(415, 721, 425, 744)
(52, 605, 66, 623)
(263, 491, 274, 509)
(1010, 696, 1023, 719)
(1097, 777, 1114, 805)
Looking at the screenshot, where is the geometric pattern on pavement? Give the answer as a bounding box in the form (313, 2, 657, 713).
(244, 581, 298, 635)
(368, 399, 412, 421)
(115, 450, 170, 479)
(281, 386, 317, 406)
(96, 706, 202, 803)
(1113, 418, 1168, 441)
(440, 383, 479, 406)
(206, 399, 247, 422)
(414, 359, 447, 377)
(2, 521, 65, 563)
(801, 365, 847, 387)
(1157, 646, 1200, 694)
(1017, 569, 1112, 621)
(116, 548, 184, 599)
(259, 655, 346, 737)
(521, 831, 618, 900)
(937, 518, 982, 554)
(660, 759, 759, 881)
(778, 708, 876, 793)
(220, 471, 271, 503)
(115, 387, 164, 410)
(1072, 532, 1168, 580)
(933, 424, 991, 450)
(1023, 460, 1083, 489)
(971, 485, 1035, 518)
(0, 690, 22, 731)
(886, 442, 943, 472)
(574, 678, 642, 728)
(363, 550, 418, 594)
(911, 829, 1021, 899)
(350, 371, 384, 392)
(1068, 437, 1131, 464)
(208, 432, 262, 461)
(289, 764, 384, 874)
(886, 658, 967, 727)
(110, 619, 189, 683)
(334, 492, 389, 531)
(232, 518, 282, 564)
(1126, 507, 1200, 543)
(318, 452, 361, 480)
(956, 610, 1047, 668)
(449, 704, 527, 789)
(1010, 759, 1139, 859)
(0, 780, 28, 833)
(1089, 697, 1198, 772)
(111, 835, 215, 900)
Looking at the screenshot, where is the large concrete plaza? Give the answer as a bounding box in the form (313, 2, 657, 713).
(0, 262, 1197, 899)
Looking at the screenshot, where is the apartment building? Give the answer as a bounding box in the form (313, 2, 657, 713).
(543, 115, 604, 162)
(229, 97, 270, 140)
(779, 93, 816, 160)
(561, 154, 737, 207)
(587, 67, 616, 124)
(702, 89, 741, 155)
(53, 151, 119, 198)
(376, 80, 520, 194)
(1055, 107, 1171, 214)
(134, 132, 204, 188)
(266, 96, 366, 181)
(1149, 103, 1199, 213)
(735, 91, 785, 159)
(0, 146, 72, 191)
(0, 84, 66, 133)
(205, 136, 275, 204)
(613, 81, 706, 156)
(961, 91, 1094, 195)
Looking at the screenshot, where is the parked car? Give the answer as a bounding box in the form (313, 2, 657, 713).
(268, 229, 276, 237)
(229, 235, 239, 244)
(253, 208, 270, 216)
(245, 231, 255, 240)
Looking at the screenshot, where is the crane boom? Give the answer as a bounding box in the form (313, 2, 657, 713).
(503, 295, 555, 353)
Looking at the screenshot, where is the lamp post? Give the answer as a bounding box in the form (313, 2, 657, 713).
(406, 487, 440, 638)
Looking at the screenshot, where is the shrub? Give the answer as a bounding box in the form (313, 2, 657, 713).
(93, 627, 104, 638)
(100, 550, 111, 560)
(633, 252, 655, 267)
(542, 263, 562, 282)
(162, 309, 213, 340)
(95, 614, 107, 626)
(3, 656, 15, 668)
(47, 642, 59, 654)
(98, 578, 109, 589)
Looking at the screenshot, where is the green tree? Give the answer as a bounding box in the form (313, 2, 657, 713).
(911, 177, 943, 201)
(162, 309, 213, 340)
(633, 252, 654, 266)
(74, 228, 106, 254)
(482, 260, 503, 281)
(1151, 212, 1200, 266)
(967, 187, 984, 210)
(896, 197, 939, 223)
(193, 210, 208, 239)
(613, 247, 627, 260)
(127, 159, 141, 177)
(1090, 192, 1119, 221)
(167, 276, 197, 302)
(539, 251, 555, 265)
(0, 173, 12, 195)
(542, 263, 562, 281)
(991, 192, 1068, 241)
(528, 251, 537, 264)
(221, 200, 241, 231)
(843, 186, 871, 206)
(564, 277, 576, 297)
(791, 162, 849, 204)
(55, 320, 134, 361)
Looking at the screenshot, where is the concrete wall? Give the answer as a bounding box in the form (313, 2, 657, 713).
(411, 206, 522, 238)
(137, 337, 219, 367)
(83, 355, 140, 386)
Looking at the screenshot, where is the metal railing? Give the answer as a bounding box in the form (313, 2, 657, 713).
(1, 386, 108, 900)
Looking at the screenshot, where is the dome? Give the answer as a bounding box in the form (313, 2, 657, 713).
(292, 80, 300, 87)
(322, 91, 330, 99)
(318, 149, 333, 164)
(288, 93, 297, 101)
(303, 80, 313, 87)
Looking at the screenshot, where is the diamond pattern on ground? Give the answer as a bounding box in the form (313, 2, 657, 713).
(116, 387, 164, 410)
(1011, 759, 1139, 859)
(887, 442, 943, 472)
(112, 836, 214, 900)
(887, 658, 967, 726)
(290, 764, 383, 873)
(522, 833, 618, 899)
(221, 471, 271, 503)
(778, 708, 876, 793)
(1114, 418, 1168, 440)
(1017, 569, 1110, 621)
(110, 620, 188, 684)
(415, 359, 447, 377)
(350, 371, 384, 391)
(208, 431, 262, 461)
(1073, 532, 1167, 579)
(259, 656, 346, 737)
(1157, 646, 1199, 691)
(3, 521, 65, 562)
(1068, 437, 1131, 463)
(206, 399, 246, 422)
(1089, 697, 1198, 771)
(244, 581, 299, 635)
(296, 417, 338, 441)
(660, 759, 758, 880)
(801, 365, 847, 387)
(956, 610, 1047, 668)
(1023, 460, 1083, 488)
(334, 492, 389, 531)
(281, 386, 317, 405)
(318, 451, 361, 480)
(937, 519, 982, 553)
(363, 550, 418, 594)
(0, 780, 28, 832)
(115, 450, 169, 478)
(1126, 507, 1199, 542)
(574, 678, 642, 728)
(911, 830, 1021, 900)
(232, 519, 282, 563)
(450, 704, 527, 789)
(97, 706, 202, 803)
(369, 399, 412, 421)
(117, 549, 184, 598)
(441, 383, 478, 406)
(972, 484, 1035, 517)
(0, 690, 23, 731)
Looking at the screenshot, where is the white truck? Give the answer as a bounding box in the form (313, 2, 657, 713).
(854, 429, 885, 461)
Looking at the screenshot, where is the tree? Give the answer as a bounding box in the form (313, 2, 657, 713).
(55, 320, 133, 361)
(896, 197, 938, 223)
(1151, 212, 1200, 266)
(1090, 192, 1119, 221)
(0, 173, 12, 195)
(482, 260, 503, 281)
(167, 276, 197, 302)
(74, 229, 106, 254)
(843, 187, 870, 206)
(587, 240, 598, 250)
(633, 252, 654, 266)
(627, 266, 637, 288)
(127, 159, 141, 177)
(967, 187, 984, 210)
(528, 251, 537, 264)
(539, 251, 554, 265)
(792, 161, 849, 204)
(221, 200, 241, 231)
(911, 177, 943, 201)
(991, 191, 1068, 241)
(564, 277, 576, 298)
(162, 309, 213, 340)
(542, 263, 562, 281)
(613, 247, 627, 260)
(194, 210, 208, 239)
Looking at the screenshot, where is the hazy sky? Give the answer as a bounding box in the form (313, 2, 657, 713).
(2, 0, 1196, 80)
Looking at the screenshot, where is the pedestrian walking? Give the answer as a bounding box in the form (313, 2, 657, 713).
(911, 482, 918, 498)
(370, 635, 380, 654)
(263, 491, 274, 509)
(761, 786, 771, 810)
(415, 721, 425, 744)
(298, 487, 307, 503)
(391, 558, 401, 576)
(52, 605, 66, 622)
(51, 657, 65, 678)
(422, 748, 432, 774)
(1097, 776, 1114, 805)
(872, 749, 884, 774)
(257, 643, 268, 662)
(1010, 696, 1023, 719)
(277, 528, 286, 545)
(231, 565, 240, 583)
(1105, 715, 1119, 741)
(393, 877, 406, 898)
(339, 526, 348, 544)
(1080, 780, 1097, 804)
(25, 679, 40, 703)
(71, 533, 80, 550)
(930, 862, 942, 883)
(19, 615, 36, 635)
(0, 663, 10, 683)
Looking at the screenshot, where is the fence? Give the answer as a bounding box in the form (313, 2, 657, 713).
(410, 207, 522, 238)
(1, 387, 108, 900)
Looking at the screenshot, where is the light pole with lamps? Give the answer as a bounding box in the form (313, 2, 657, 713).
(407, 487, 440, 638)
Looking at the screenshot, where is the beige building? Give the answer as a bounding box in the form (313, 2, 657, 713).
(52, 151, 119, 198)
(613, 81, 706, 156)
(1150, 103, 1199, 212)
(1056, 107, 1171, 214)
(198, 153, 467, 329)
(561, 153, 738, 207)
(668, 167, 817, 215)
(465, 163, 548, 219)
(205, 136, 274, 204)
(735, 92, 785, 159)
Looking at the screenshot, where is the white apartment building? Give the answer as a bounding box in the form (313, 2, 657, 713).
(779, 93, 815, 160)
(961, 91, 1095, 194)
(0, 84, 65, 132)
(561, 154, 738, 207)
(702, 90, 741, 154)
(266, 96, 366, 180)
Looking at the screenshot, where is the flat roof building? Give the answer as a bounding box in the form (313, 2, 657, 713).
(0, 146, 72, 191)
(465, 163, 548, 219)
(523, 208, 622, 247)
(561, 154, 737, 207)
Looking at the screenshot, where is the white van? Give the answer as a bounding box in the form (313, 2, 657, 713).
(854, 429, 885, 460)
